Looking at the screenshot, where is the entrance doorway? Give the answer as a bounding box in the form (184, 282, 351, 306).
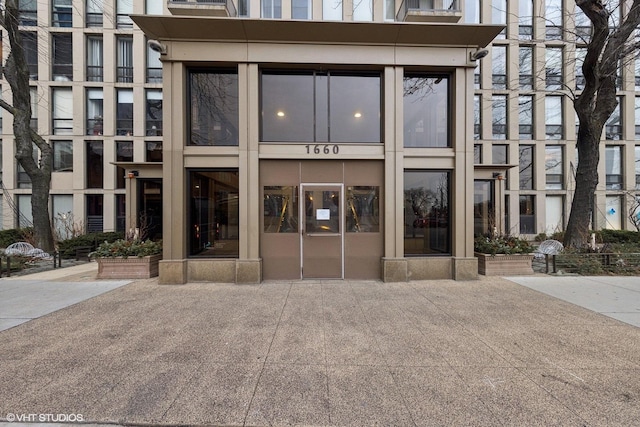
(260, 160, 382, 281)
(301, 184, 343, 279)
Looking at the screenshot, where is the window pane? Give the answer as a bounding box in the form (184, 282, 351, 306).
(519, 95, 533, 139)
(493, 144, 508, 164)
(52, 195, 73, 240)
(492, 45, 507, 89)
(519, 195, 536, 234)
(87, 88, 103, 135)
(87, 36, 103, 82)
(117, 89, 133, 136)
(262, 0, 282, 18)
(146, 141, 162, 162)
(545, 145, 563, 189)
(190, 71, 239, 146)
(52, 0, 72, 27)
(323, 0, 342, 20)
(346, 186, 379, 232)
(330, 74, 380, 143)
(262, 73, 314, 142)
(605, 146, 623, 190)
(53, 88, 73, 135)
(404, 76, 449, 147)
(519, 145, 534, 190)
(86, 141, 103, 189)
(492, 95, 507, 139)
(146, 90, 162, 136)
(404, 171, 451, 255)
(264, 186, 299, 233)
(353, 0, 372, 21)
(53, 140, 73, 172)
(189, 170, 240, 257)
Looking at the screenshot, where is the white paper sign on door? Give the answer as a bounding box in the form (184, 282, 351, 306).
(316, 209, 330, 220)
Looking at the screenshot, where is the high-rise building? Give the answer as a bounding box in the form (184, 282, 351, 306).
(0, 0, 635, 282)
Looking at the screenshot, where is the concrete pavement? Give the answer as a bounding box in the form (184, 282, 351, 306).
(1, 267, 640, 425)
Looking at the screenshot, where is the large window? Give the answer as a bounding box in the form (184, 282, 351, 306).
(116, 141, 133, 189)
(346, 186, 379, 232)
(264, 186, 298, 233)
(519, 46, 533, 89)
(18, 0, 37, 26)
(189, 70, 238, 146)
(116, 0, 133, 29)
(635, 146, 640, 189)
(519, 145, 534, 190)
(22, 31, 38, 80)
(116, 36, 133, 83)
(292, 0, 311, 18)
(518, 0, 533, 39)
(474, 95, 481, 139)
(575, 47, 586, 90)
(404, 171, 451, 255)
(52, 0, 72, 27)
(545, 0, 563, 40)
(323, 0, 342, 20)
(86, 36, 103, 82)
(262, 0, 282, 18)
(86, 0, 103, 27)
(519, 195, 536, 234)
(492, 95, 507, 140)
(492, 46, 507, 89)
(52, 33, 73, 81)
(52, 195, 73, 240)
(404, 75, 449, 147)
(353, 0, 372, 21)
(545, 145, 563, 189)
(545, 95, 563, 139)
(146, 90, 162, 136)
(86, 88, 103, 135)
(86, 141, 103, 189)
(519, 95, 533, 139)
(52, 140, 73, 172)
(116, 89, 133, 136)
(545, 47, 563, 90)
(262, 71, 381, 143)
(52, 88, 73, 135)
(605, 145, 623, 190)
(605, 97, 622, 140)
(86, 194, 103, 233)
(188, 170, 240, 257)
(146, 42, 162, 83)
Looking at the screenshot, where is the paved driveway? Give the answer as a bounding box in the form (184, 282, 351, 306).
(1, 276, 639, 426)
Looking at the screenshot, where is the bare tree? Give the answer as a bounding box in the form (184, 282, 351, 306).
(0, 0, 54, 251)
(564, 0, 640, 248)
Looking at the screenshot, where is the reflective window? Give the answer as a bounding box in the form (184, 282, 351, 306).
(262, 71, 381, 143)
(474, 180, 494, 236)
(116, 0, 133, 29)
(52, 34, 73, 81)
(323, 0, 342, 20)
(87, 36, 103, 82)
(492, 0, 507, 38)
(52, 140, 73, 172)
(545, 195, 564, 233)
(464, 0, 480, 23)
(86, 88, 103, 135)
(86, 194, 103, 233)
(346, 186, 379, 232)
(189, 70, 239, 146)
(474, 95, 481, 139)
(575, 7, 591, 42)
(605, 97, 622, 140)
(605, 146, 623, 190)
(18, 0, 37, 26)
(262, 0, 282, 18)
(52, 88, 73, 135)
(116, 36, 133, 83)
(52, 0, 72, 27)
(404, 171, 451, 255)
(519, 95, 533, 139)
(519, 195, 536, 234)
(492, 45, 507, 89)
(86, 0, 103, 27)
(518, 0, 533, 39)
(264, 186, 299, 233)
(116, 89, 133, 136)
(474, 145, 482, 164)
(353, 0, 372, 21)
(146, 141, 162, 162)
(519, 46, 533, 89)
(519, 145, 534, 190)
(22, 32, 38, 80)
(545, 47, 563, 90)
(636, 97, 640, 140)
(52, 195, 73, 240)
(635, 146, 640, 189)
(189, 170, 240, 257)
(146, 0, 163, 14)
(493, 144, 508, 164)
(147, 42, 162, 83)
(545, 96, 563, 139)
(492, 95, 507, 140)
(115, 141, 133, 189)
(545, 145, 563, 189)
(404, 75, 449, 147)
(146, 90, 162, 136)
(86, 141, 103, 189)
(545, 0, 563, 40)
(575, 47, 586, 90)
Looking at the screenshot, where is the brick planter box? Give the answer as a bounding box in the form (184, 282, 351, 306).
(475, 252, 534, 276)
(96, 254, 162, 279)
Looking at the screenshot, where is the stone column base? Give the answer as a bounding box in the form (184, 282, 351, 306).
(381, 258, 408, 282)
(158, 259, 188, 284)
(453, 257, 478, 280)
(236, 259, 262, 284)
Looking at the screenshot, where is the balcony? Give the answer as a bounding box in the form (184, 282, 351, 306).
(396, 0, 461, 23)
(168, 0, 237, 17)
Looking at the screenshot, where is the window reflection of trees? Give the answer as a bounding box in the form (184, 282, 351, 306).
(190, 72, 239, 146)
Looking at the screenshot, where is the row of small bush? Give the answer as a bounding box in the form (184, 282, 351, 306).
(535, 229, 640, 245)
(57, 232, 124, 259)
(0, 228, 33, 249)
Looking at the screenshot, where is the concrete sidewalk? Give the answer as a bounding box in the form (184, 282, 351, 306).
(0, 262, 130, 331)
(1, 274, 639, 426)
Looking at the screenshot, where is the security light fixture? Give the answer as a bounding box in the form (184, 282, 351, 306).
(148, 39, 167, 55)
(470, 48, 489, 61)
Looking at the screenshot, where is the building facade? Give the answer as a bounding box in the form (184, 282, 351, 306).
(0, 0, 638, 282)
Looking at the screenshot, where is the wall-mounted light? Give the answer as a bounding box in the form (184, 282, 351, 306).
(128, 170, 139, 179)
(470, 48, 489, 61)
(147, 39, 167, 55)
(492, 172, 504, 181)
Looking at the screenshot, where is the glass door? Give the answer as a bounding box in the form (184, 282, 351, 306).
(301, 184, 343, 279)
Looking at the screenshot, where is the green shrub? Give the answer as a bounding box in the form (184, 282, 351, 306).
(598, 229, 640, 244)
(474, 234, 533, 255)
(91, 239, 162, 258)
(57, 232, 124, 259)
(0, 228, 33, 248)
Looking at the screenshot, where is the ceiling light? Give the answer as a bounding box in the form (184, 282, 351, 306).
(354, 112, 362, 118)
(277, 111, 285, 117)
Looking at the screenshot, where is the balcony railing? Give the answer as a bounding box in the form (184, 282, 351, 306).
(168, 0, 237, 17)
(396, 0, 460, 22)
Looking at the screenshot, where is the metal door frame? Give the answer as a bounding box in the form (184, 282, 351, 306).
(300, 183, 344, 279)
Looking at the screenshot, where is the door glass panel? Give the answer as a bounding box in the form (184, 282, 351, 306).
(305, 190, 340, 234)
(264, 186, 298, 233)
(474, 180, 494, 236)
(346, 186, 379, 232)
